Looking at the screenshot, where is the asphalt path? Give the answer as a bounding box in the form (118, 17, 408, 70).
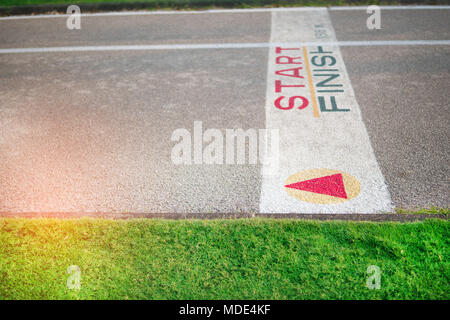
(0, 6, 448, 214)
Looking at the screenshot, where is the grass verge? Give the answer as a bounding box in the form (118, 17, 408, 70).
(0, 218, 448, 299)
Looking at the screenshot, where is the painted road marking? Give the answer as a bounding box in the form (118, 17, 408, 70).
(1, 40, 449, 54)
(260, 9, 393, 213)
(303, 47, 320, 118)
(284, 169, 360, 204)
(0, 7, 326, 20)
(329, 6, 450, 11)
(1, 6, 449, 20)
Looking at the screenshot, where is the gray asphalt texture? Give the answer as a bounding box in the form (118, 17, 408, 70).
(0, 8, 448, 213)
(0, 13, 270, 48)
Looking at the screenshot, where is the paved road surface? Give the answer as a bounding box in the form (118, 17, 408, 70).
(0, 6, 448, 214)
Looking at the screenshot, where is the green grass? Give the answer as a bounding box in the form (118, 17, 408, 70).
(0, 218, 448, 300)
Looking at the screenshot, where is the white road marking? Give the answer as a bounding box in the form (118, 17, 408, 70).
(260, 9, 393, 213)
(1, 40, 449, 54)
(329, 5, 450, 10)
(0, 7, 326, 20)
(1, 6, 449, 20)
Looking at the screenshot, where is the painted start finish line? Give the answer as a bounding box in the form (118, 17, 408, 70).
(260, 9, 393, 213)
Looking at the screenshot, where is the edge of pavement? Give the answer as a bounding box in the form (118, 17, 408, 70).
(0, 212, 448, 221)
(0, 1, 446, 16)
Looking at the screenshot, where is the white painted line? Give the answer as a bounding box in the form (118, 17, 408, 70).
(1, 40, 449, 54)
(334, 40, 450, 46)
(329, 5, 450, 11)
(1, 5, 449, 20)
(260, 10, 393, 213)
(0, 7, 325, 20)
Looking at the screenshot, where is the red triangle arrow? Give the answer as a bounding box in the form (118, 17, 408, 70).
(285, 173, 348, 199)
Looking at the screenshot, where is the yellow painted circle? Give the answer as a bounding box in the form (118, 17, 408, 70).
(284, 168, 360, 204)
